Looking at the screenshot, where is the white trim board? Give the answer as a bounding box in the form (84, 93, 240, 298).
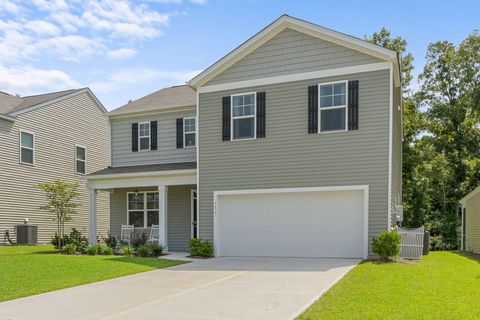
(198, 62, 390, 94)
(10, 88, 107, 117)
(188, 15, 400, 88)
(213, 185, 369, 259)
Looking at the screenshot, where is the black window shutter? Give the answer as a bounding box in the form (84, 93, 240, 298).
(348, 80, 359, 130)
(222, 96, 231, 141)
(176, 118, 184, 148)
(256, 92, 266, 138)
(150, 121, 158, 150)
(308, 85, 318, 133)
(131, 123, 138, 152)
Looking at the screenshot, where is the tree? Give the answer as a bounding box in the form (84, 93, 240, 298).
(37, 180, 80, 249)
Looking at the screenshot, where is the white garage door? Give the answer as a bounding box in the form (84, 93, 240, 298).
(214, 187, 368, 259)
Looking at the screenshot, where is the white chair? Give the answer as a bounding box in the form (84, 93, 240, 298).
(149, 225, 160, 244)
(120, 224, 134, 245)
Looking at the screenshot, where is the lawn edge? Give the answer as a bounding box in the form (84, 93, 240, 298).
(290, 259, 361, 320)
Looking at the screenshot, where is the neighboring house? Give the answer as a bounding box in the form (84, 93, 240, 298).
(460, 188, 480, 254)
(0, 88, 110, 244)
(87, 15, 402, 259)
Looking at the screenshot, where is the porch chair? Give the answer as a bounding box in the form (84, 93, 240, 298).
(149, 225, 160, 245)
(120, 224, 134, 245)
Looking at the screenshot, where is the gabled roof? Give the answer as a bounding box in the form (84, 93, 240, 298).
(0, 88, 107, 121)
(188, 14, 400, 88)
(109, 85, 196, 117)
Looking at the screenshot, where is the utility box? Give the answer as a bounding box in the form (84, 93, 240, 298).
(15, 225, 38, 245)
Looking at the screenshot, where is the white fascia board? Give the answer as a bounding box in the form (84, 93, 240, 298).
(10, 88, 107, 117)
(86, 169, 197, 181)
(0, 114, 15, 122)
(108, 106, 196, 120)
(214, 185, 369, 196)
(189, 15, 398, 88)
(460, 185, 480, 205)
(198, 62, 390, 94)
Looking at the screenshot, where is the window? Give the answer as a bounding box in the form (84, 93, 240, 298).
(184, 117, 196, 147)
(75, 145, 86, 174)
(138, 122, 150, 151)
(319, 81, 348, 133)
(232, 93, 256, 140)
(127, 191, 159, 228)
(20, 130, 34, 165)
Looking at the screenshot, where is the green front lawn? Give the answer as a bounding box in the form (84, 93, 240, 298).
(299, 252, 480, 319)
(0, 246, 187, 302)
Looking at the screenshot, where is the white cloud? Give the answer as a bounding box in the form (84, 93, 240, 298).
(106, 48, 137, 59)
(0, 65, 80, 96)
(190, 0, 207, 4)
(0, 1, 22, 14)
(33, 35, 105, 61)
(31, 0, 69, 12)
(25, 20, 61, 36)
(90, 68, 202, 93)
(50, 11, 85, 32)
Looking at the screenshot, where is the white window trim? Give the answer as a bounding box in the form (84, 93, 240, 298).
(183, 117, 196, 148)
(230, 92, 257, 141)
(138, 121, 151, 152)
(75, 144, 87, 175)
(19, 129, 35, 166)
(126, 191, 159, 228)
(318, 80, 349, 134)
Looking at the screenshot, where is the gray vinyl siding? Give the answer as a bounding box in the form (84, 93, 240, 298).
(206, 28, 383, 86)
(109, 186, 195, 251)
(391, 85, 402, 225)
(0, 92, 110, 244)
(464, 195, 480, 254)
(167, 185, 196, 251)
(198, 69, 390, 251)
(110, 108, 196, 167)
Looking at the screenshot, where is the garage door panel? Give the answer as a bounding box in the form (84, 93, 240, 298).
(216, 189, 365, 258)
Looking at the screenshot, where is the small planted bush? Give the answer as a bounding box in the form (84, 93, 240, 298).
(147, 243, 164, 256)
(104, 234, 117, 249)
(372, 229, 401, 259)
(131, 233, 148, 249)
(87, 245, 97, 256)
(137, 244, 150, 257)
(95, 244, 104, 255)
(122, 245, 133, 257)
(102, 246, 114, 256)
(189, 238, 214, 258)
(62, 243, 77, 255)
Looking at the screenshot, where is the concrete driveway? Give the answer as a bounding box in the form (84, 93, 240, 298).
(0, 256, 359, 320)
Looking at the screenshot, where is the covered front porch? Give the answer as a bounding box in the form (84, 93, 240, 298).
(86, 162, 197, 252)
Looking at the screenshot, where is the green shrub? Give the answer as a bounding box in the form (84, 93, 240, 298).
(137, 244, 150, 257)
(430, 235, 456, 251)
(131, 233, 148, 249)
(102, 246, 114, 255)
(189, 238, 214, 257)
(104, 234, 118, 249)
(147, 243, 164, 256)
(51, 228, 88, 250)
(95, 244, 104, 255)
(372, 229, 401, 259)
(62, 243, 77, 255)
(122, 245, 133, 256)
(87, 245, 97, 256)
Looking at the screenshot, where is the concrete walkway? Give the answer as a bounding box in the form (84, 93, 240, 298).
(0, 256, 360, 320)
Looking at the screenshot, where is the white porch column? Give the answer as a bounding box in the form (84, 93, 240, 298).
(158, 185, 168, 250)
(88, 189, 97, 245)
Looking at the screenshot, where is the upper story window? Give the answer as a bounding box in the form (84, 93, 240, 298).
(184, 117, 196, 148)
(75, 145, 86, 175)
(20, 130, 34, 165)
(138, 122, 151, 151)
(319, 81, 348, 133)
(232, 93, 256, 140)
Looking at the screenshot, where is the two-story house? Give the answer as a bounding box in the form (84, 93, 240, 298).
(0, 88, 110, 244)
(87, 15, 402, 259)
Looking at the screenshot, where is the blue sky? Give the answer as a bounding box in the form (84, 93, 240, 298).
(0, 0, 478, 110)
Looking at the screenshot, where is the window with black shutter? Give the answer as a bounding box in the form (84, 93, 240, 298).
(150, 121, 157, 150)
(222, 96, 231, 141)
(132, 123, 138, 152)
